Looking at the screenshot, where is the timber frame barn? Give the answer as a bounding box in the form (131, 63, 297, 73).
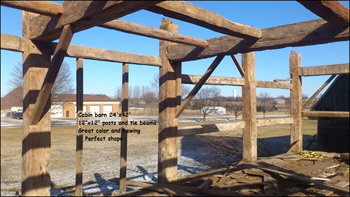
(0, 1, 349, 196)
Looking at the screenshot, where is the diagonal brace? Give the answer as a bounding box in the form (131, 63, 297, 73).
(175, 55, 225, 118)
(230, 54, 245, 77)
(30, 24, 74, 125)
(302, 74, 337, 110)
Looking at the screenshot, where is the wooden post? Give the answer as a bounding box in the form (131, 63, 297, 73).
(158, 18, 179, 183)
(75, 58, 83, 196)
(22, 11, 51, 196)
(119, 63, 129, 194)
(290, 51, 303, 153)
(241, 52, 257, 162)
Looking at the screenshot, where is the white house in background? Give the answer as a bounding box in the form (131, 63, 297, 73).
(274, 98, 286, 105)
(201, 106, 226, 115)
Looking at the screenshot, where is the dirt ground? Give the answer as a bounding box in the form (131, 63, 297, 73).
(1, 119, 319, 196)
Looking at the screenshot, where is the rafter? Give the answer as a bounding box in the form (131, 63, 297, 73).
(297, 1, 349, 27)
(99, 19, 208, 48)
(146, 1, 262, 39)
(1, 1, 63, 16)
(29, 1, 163, 41)
(167, 19, 349, 61)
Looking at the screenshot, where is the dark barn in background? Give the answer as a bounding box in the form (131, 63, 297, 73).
(313, 74, 349, 153)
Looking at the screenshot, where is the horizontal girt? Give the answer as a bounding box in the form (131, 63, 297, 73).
(0, 33, 161, 66)
(167, 19, 349, 61)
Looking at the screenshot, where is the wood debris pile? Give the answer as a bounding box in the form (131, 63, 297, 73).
(115, 152, 349, 196)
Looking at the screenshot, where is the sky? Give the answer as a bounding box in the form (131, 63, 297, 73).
(1, 1, 349, 99)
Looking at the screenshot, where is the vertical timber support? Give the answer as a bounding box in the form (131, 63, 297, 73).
(158, 18, 179, 183)
(119, 63, 129, 194)
(75, 58, 83, 196)
(22, 11, 51, 196)
(242, 52, 257, 162)
(289, 51, 303, 153)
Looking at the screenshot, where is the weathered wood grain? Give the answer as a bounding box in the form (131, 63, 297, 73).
(178, 121, 245, 136)
(302, 111, 350, 118)
(256, 118, 293, 127)
(100, 19, 208, 48)
(0, 33, 22, 52)
(60, 43, 162, 66)
(289, 51, 303, 153)
(167, 19, 349, 61)
(242, 52, 257, 162)
(30, 1, 162, 41)
(299, 64, 349, 76)
(146, 1, 262, 39)
(22, 11, 52, 196)
(158, 19, 179, 183)
(30, 24, 74, 125)
(297, 1, 349, 27)
(181, 75, 244, 86)
(1, 1, 63, 16)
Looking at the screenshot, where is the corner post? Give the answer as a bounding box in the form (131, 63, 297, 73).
(158, 18, 179, 183)
(22, 11, 51, 196)
(289, 51, 303, 152)
(242, 52, 257, 161)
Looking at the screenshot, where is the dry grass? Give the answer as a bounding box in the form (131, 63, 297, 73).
(1, 118, 317, 196)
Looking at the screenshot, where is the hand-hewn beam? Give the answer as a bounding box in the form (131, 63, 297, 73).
(297, 1, 349, 27)
(146, 1, 262, 39)
(30, 1, 163, 41)
(1, 33, 22, 52)
(241, 52, 257, 162)
(299, 64, 349, 76)
(1, 1, 63, 16)
(175, 55, 225, 118)
(60, 43, 162, 66)
(181, 75, 245, 86)
(167, 19, 349, 61)
(290, 51, 302, 153)
(30, 24, 74, 125)
(181, 74, 292, 89)
(100, 19, 208, 48)
(0, 33, 161, 66)
(302, 111, 350, 118)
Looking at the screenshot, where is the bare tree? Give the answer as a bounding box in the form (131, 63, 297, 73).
(181, 85, 191, 100)
(7, 62, 75, 105)
(193, 87, 221, 121)
(257, 92, 274, 118)
(114, 85, 122, 100)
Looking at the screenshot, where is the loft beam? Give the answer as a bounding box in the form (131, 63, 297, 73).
(29, 1, 163, 41)
(297, 1, 349, 27)
(100, 19, 208, 48)
(1, 1, 63, 16)
(146, 1, 262, 39)
(167, 19, 349, 61)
